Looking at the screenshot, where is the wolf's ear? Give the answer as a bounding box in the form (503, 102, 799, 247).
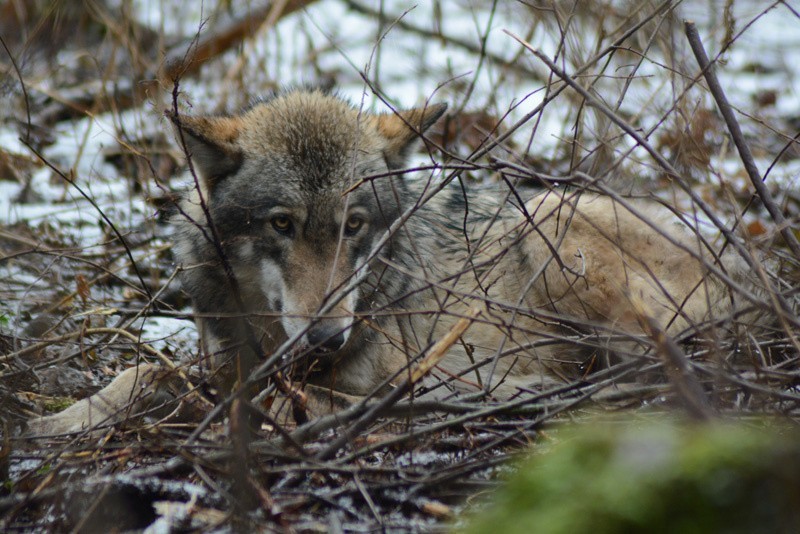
(374, 102, 447, 169)
(166, 111, 243, 189)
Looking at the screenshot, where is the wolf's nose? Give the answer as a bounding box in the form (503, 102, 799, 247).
(307, 326, 346, 352)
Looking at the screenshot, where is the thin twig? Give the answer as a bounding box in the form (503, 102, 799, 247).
(684, 20, 800, 259)
(314, 308, 482, 461)
(505, 30, 800, 328)
(0, 34, 31, 143)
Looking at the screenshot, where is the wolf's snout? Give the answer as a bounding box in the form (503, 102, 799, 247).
(307, 324, 347, 352)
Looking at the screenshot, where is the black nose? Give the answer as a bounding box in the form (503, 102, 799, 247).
(306, 325, 346, 352)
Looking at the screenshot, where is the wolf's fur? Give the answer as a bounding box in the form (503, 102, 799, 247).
(28, 89, 749, 435)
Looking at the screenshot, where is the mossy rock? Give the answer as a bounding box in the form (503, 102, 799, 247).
(462, 419, 800, 534)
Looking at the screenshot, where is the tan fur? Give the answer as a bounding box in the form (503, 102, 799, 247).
(418, 191, 738, 396)
(372, 103, 448, 160)
(26, 364, 175, 436)
(287, 189, 740, 399)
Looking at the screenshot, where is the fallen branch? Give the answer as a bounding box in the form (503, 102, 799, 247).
(161, 0, 316, 83)
(20, 1, 319, 123)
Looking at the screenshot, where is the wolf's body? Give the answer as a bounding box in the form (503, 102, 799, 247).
(27, 89, 747, 435)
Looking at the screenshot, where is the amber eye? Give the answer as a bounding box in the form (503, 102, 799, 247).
(271, 215, 293, 235)
(344, 215, 364, 236)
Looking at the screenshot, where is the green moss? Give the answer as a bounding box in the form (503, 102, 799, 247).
(462, 419, 800, 534)
(35, 463, 52, 476)
(42, 397, 76, 413)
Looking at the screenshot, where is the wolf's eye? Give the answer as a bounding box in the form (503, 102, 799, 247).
(344, 215, 364, 236)
(271, 215, 293, 235)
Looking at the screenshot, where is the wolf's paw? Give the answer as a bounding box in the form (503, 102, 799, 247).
(25, 364, 178, 437)
(264, 382, 364, 427)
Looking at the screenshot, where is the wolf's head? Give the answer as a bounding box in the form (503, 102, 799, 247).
(169, 89, 446, 356)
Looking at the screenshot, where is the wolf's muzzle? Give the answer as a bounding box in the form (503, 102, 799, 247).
(307, 324, 347, 353)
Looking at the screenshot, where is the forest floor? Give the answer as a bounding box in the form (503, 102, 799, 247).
(1, 1, 799, 531)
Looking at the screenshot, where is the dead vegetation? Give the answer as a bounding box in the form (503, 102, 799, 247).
(1, 0, 799, 531)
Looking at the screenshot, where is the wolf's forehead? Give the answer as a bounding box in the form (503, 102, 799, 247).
(242, 107, 378, 180)
(238, 152, 378, 205)
(241, 95, 374, 151)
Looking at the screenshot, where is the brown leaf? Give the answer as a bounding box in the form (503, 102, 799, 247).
(76, 274, 90, 304)
(747, 220, 767, 237)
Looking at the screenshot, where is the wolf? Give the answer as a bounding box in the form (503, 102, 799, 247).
(27, 88, 749, 435)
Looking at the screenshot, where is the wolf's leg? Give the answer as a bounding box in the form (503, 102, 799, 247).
(25, 364, 177, 437)
(180, 257, 282, 394)
(264, 383, 366, 426)
(197, 317, 256, 386)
